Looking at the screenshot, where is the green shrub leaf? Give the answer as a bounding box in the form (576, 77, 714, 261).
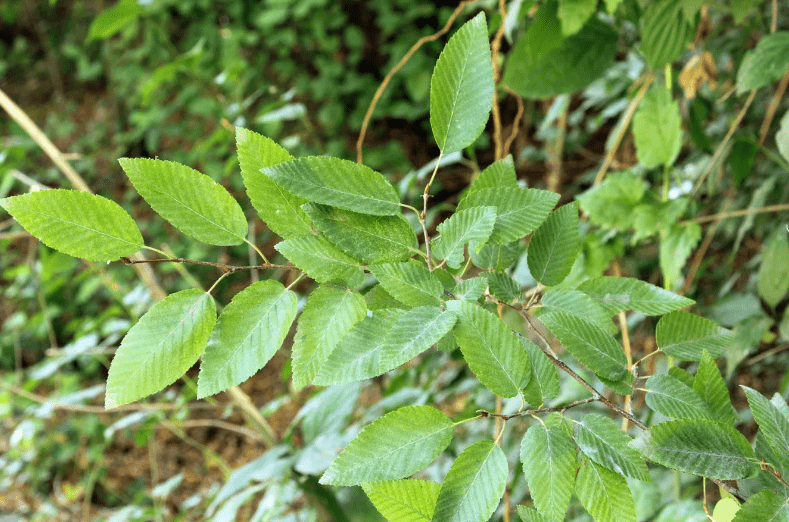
(645, 374, 714, 420)
(521, 424, 576, 521)
(527, 202, 579, 286)
(577, 276, 694, 316)
(575, 413, 650, 482)
(517, 506, 553, 522)
(656, 311, 733, 361)
(432, 206, 496, 269)
(742, 386, 789, 470)
(370, 262, 444, 307)
(632, 86, 683, 168)
(87, 0, 141, 40)
(757, 230, 789, 308)
(521, 338, 560, 406)
(737, 32, 789, 94)
(484, 272, 520, 303)
(693, 352, 738, 426)
(454, 277, 489, 301)
(379, 306, 457, 372)
(362, 479, 440, 522)
(576, 170, 645, 229)
(558, 0, 597, 36)
(467, 156, 518, 195)
(276, 235, 364, 287)
(660, 222, 701, 290)
(731, 489, 789, 522)
(0, 190, 143, 262)
(575, 458, 636, 522)
(538, 288, 616, 333)
(640, 0, 693, 70)
(777, 110, 789, 163)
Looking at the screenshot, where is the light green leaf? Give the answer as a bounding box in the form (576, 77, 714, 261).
(370, 262, 444, 307)
(430, 12, 494, 155)
(379, 307, 457, 372)
(484, 272, 520, 303)
(576, 170, 645, 229)
(604, 0, 623, 14)
(575, 458, 636, 522)
(453, 277, 488, 301)
(446, 300, 531, 398)
(642, 419, 759, 479)
(106, 289, 215, 408)
(777, 110, 789, 163)
(276, 235, 364, 287)
(470, 241, 521, 270)
(119, 158, 247, 246)
(742, 386, 789, 471)
(575, 414, 650, 482)
(527, 202, 579, 286)
(656, 311, 733, 361)
(660, 222, 701, 290)
(432, 207, 496, 269)
(640, 0, 694, 70)
(737, 32, 789, 94)
(731, 0, 760, 24)
(197, 281, 297, 398)
(0, 190, 143, 262)
(693, 351, 738, 426)
(517, 506, 553, 522)
(457, 187, 560, 244)
(521, 338, 560, 407)
(320, 406, 454, 486)
(432, 440, 508, 522)
(577, 276, 694, 316)
(292, 286, 367, 389)
(87, 0, 141, 40)
(632, 86, 683, 168)
(236, 127, 312, 238)
(645, 374, 714, 420)
(467, 156, 518, 195)
(304, 204, 417, 264)
(521, 424, 576, 521)
(757, 230, 789, 308)
(731, 489, 789, 522)
(362, 479, 440, 522)
(713, 498, 741, 522)
(538, 288, 616, 334)
(539, 312, 627, 380)
(263, 157, 400, 216)
(558, 0, 597, 36)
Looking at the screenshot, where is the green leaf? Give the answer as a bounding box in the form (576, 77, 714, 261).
(446, 300, 531, 398)
(276, 235, 364, 287)
(577, 276, 694, 316)
(320, 406, 454, 486)
(742, 386, 789, 471)
(777, 110, 789, 164)
(454, 277, 488, 301)
(575, 458, 636, 522)
(577, 171, 645, 230)
(263, 156, 400, 216)
(370, 262, 444, 308)
(379, 306, 457, 372)
(538, 288, 616, 334)
(521, 338, 560, 407)
(304, 204, 417, 264)
(640, 0, 694, 70)
(757, 230, 789, 308)
(484, 272, 520, 303)
(693, 351, 738, 426)
(430, 12, 494, 155)
(457, 187, 559, 244)
(517, 506, 553, 522)
(197, 281, 297, 398)
(527, 202, 579, 286)
(105, 289, 216, 408)
(0, 190, 143, 262)
(737, 32, 789, 94)
(432, 207, 496, 269)
(575, 414, 650, 482)
(362, 479, 440, 522)
(729, 138, 759, 185)
(731, 489, 789, 522)
(118, 158, 247, 246)
(540, 312, 627, 380)
(656, 311, 733, 361)
(292, 286, 367, 389)
(467, 156, 518, 195)
(521, 424, 576, 521)
(470, 241, 522, 271)
(645, 374, 714, 420)
(632, 86, 683, 169)
(236, 127, 312, 238)
(660, 222, 701, 290)
(713, 498, 741, 522)
(558, 0, 597, 36)
(87, 0, 141, 40)
(642, 419, 759, 480)
(432, 440, 508, 522)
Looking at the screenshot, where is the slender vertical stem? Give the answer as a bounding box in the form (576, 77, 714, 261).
(422, 151, 444, 271)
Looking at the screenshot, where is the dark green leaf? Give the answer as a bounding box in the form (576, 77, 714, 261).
(370, 262, 444, 307)
(379, 306, 457, 372)
(757, 230, 789, 308)
(742, 386, 789, 471)
(640, 0, 694, 70)
(575, 457, 637, 522)
(521, 424, 576, 521)
(467, 156, 518, 195)
(737, 32, 789, 94)
(432, 206, 496, 269)
(577, 276, 694, 316)
(729, 138, 759, 185)
(693, 352, 738, 426)
(276, 235, 364, 287)
(645, 374, 714, 420)
(521, 338, 560, 406)
(656, 311, 733, 361)
(575, 413, 650, 481)
(731, 490, 789, 522)
(538, 288, 616, 334)
(527, 202, 579, 286)
(485, 272, 520, 303)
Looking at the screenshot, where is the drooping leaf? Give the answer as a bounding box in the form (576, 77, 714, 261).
(236, 127, 312, 238)
(660, 222, 701, 290)
(742, 386, 789, 471)
(757, 230, 789, 308)
(457, 187, 559, 244)
(370, 262, 444, 307)
(655, 311, 733, 361)
(0, 190, 143, 262)
(632, 86, 683, 169)
(645, 374, 714, 420)
(642, 419, 759, 479)
(731, 489, 789, 522)
(430, 12, 494, 155)
(379, 306, 457, 372)
(467, 156, 518, 195)
(362, 479, 440, 522)
(304, 204, 417, 264)
(527, 202, 579, 286)
(575, 457, 636, 522)
(432, 207, 496, 269)
(106, 289, 216, 408)
(276, 235, 364, 287)
(558, 0, 597, 36)
(693, 351, 738, 426)
(737, 32, 789, 94)
(432, 440, 508, 522)
(577, 276, 694, 316)
(521, 424, 576, 521)
(576, 170, 646, 230)
(521, 338, 560, 407)
(87, 0, 141, 40)
(517, 506, 553, 522)
(446, 300, 531, 398)
(574, 414, 650, 482)
(320, 406, 454, 486)
(197, 281, 297, 398)
(263, 157, 400, 216)
(291, 285, 367, 389)
(537, 288, 616, 333)
(640, 0, 694, 70)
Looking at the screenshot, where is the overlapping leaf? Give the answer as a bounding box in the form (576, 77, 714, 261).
(362, 479, 440, 522)
(432, 206, 496, 269)
(632, 86, 683, 168)
(693, 352, 738, 426)
(453, 277, 488, 301)
(575, 414, 650, 482)
(575, 458, 636, 522)
(655, 311, 732, 360)
(521, 338, 560, 407)
(737, 32, 789, 94)
(731, 489, 789, 522)
(517, 506, 553, 522)
(538, 288, 616, 333)
(276, 234, 364, 287)
(521, 424, 576, 521)
(485, 272, 520, 303)
(743, 386, 789, 470)
(558, 0, 596, 36)
(527, 202, 579, 286)
(379, 306, 456, 372)
(640, 0, 693, 70)
(370, 262, 444, 307)
(645, 374, 714, 421)
(466, 156, 518, 195)
(577, 276, 694, 316)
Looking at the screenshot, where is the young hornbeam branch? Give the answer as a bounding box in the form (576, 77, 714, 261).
(119, 257, 298, 274)
(478, 396, 599, 421)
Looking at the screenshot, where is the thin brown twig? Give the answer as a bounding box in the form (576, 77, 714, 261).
(772, 0, 778, 33)
(746, 343, 789, 365)
(546, 102, 567, 193)
(490, 0, 508, 161)
(613, 262, 633, 430)
(120, 256, 297, 274)
(687, 202, 789, 224)
(177, 419, 265, 443)
(478, 396, 599, 420)
(503, 88, 525, 154)
(759, 70, 789, 145)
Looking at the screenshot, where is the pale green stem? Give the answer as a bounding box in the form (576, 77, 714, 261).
(243, 238, 268, 263)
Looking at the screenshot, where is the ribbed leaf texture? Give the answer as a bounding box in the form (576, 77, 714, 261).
(656, 311, 733, 360)
(521, 338, 560, 407)
(485, 272, 520, 303)
(304, 204, 417, 264)
(693, 352, 738, 425)
(743, 386, 789, 471)
(757, 230, 789, 308)
(457, 187, 559, 244)
(539, 312, 627, 380)
(432, 440, 508, 522)
(517, 506, 553, 522)
(640, 0, 693, 70)
(118, 158, 247, 245)
(527, 202, 579, 286)
(263, 156, 399, 216)
(574, 414, 650, 482)
(363, 479, 440, 522)
(235, 127, 312, 238)
(453, 277, 488, 301)
(467, 156, 518, 195)
(446, 300, 531, 398)
(291, 285, 367, 389)
(430, 12, 494, 155)
(521, 424, 576, 521)
(577, 276, 694, 316)
(370, 262, 444, 307)
(538, 288, 616, 334)
(731, 489, 789, 522)
(737, 32, 789, 94)
(320, 406, 454, 486)
(106, 289, 215, 408)
(470, 241, 521, 270)
(575, 458, 636, 522)
(0, 190, 143, 262)
(645, 374, 715, 420)
(379, 306, 457, 372)
(197, 281, 297, 398)
(642, 419, 758, 479)
(276, 235, 364, 287)
(432, 206, 496, 269)
(632, 85, 683, 168)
